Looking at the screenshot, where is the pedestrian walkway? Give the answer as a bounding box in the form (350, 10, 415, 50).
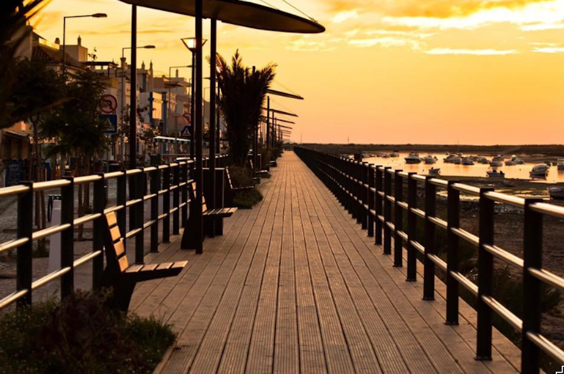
(131, 151, 521, 374)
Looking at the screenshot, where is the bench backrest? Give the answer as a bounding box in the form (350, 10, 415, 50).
(189, 181, 208, 213)
(225, 168, 234, 189)
(104, 212, 129, 272)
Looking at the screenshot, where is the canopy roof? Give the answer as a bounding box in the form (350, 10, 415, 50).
(120, 0, 325, 34)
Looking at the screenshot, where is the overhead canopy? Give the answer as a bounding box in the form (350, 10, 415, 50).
(120, 0, 325, 34)
(267, 89, 304, 100)
(264, 108, 299, 117)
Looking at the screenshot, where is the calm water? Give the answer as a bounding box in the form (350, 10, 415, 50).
(361, 152, 564, 183)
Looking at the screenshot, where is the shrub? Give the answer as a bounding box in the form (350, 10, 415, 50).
(0, 290, 175, 374)
(233, 188, 263, 209)
(229, 166, 254, 188)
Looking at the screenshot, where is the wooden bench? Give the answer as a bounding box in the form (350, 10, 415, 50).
(102, 212, 187, 311)
(181, 182, 238, 249)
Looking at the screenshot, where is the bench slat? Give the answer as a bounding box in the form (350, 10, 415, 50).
(106, 212, 118, 227)
(110, 225, 121, 242)
(118, 256, 129, 272)
(142, 264, 158, 271)
(126, 264, 144, 273)
(114, 239, 126, 257)
(156, 262, 173, 271)
(172, 261, 188, 269)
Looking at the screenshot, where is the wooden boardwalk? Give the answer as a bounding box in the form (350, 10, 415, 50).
(132, 151, 521, 374)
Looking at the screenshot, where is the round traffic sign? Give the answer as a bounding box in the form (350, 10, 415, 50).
(99, 94, 118, 114)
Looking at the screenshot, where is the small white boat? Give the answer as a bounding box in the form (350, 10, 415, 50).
(461, 157, 474, 166)
(453, 157, 461, 165)
(390, 151, 399, 157)
(382, 154, 390, 158)
(423, 155, 437, 164)
(429, 167, 441, 176)
(477, 157, 489, 164)
(558, 159, 564, 171)
(548, 185, 564, 199)
(487, 169, 505, 178)
(530, 164, 549, 178)
(405, 152, 422, 164)
(505, 160, 516, 166)
(490, 160, 503, 167)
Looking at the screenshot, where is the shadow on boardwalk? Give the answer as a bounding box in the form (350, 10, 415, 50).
(131, 151, 521, 374)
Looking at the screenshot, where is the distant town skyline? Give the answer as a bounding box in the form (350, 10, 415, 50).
(36, 0, 564, 144)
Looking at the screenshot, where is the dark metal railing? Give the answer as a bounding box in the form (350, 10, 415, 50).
(295, 146, 564, 374)
(0, 155, 227, 311)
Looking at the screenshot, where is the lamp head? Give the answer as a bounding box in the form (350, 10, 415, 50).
(181, 37, 207, 52)
(143, 45, 156, 49)
(92, 13, 107, 18)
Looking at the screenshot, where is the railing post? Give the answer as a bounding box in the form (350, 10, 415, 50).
(368, 166, 375, 237)
(150, 166, 160, 253)
(394, 170, 403, 267)
(383, 167, 392, 255)
(406, 173, 417, 281)
(423, 176, 436, 300)
(61, 177, 75, 298)
(446, 181, 460, 325)
(117, 171, 127, 247)
(135, 168, 145, 264)
(163, 165, 171, 244)
(16, 182, 33, 309)
(476, 187, 495, 360)
(360, 162, 368, 229)
(375, 166, 383, 245)
(173, 164, 180, 235)
(181, 162, 188, 228)
(93, 174, 106, 290)
(521, 198, 543, 373)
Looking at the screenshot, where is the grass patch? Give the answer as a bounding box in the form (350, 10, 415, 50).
(233, 188, 263, 209)
(0, 290, 175, 374)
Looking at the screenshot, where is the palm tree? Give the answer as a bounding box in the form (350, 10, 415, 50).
(215, 51, 276, 166)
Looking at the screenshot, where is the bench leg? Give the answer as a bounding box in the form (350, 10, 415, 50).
(215, 217, 224, 236)
(110, 282, 136, 312)
(181, 214, 203, 250)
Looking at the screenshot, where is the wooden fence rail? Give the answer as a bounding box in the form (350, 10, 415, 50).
(0, 155, 227, 311)
(295, 146, 564, 374)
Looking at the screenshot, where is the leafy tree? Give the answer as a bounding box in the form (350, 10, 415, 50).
(4, 58, 66, 232)
(0, 0, 49, 129)
(216, 51, 276, 166)
(41, 69, 109, 239)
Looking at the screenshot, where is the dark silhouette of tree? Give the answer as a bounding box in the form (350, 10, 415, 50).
(215, 51, 276, 166)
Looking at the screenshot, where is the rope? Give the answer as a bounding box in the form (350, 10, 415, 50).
(259, 0, 280, 10)
(280, 0, 316, 21)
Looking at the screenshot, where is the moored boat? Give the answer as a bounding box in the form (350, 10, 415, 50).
(487, 169, 505, 178)
(429, 167, 440, 176)
(530, 164, 549, 178)
(548, 185, 564, 199)
(405, 152, 421, 164)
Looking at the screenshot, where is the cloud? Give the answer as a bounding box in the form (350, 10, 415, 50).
(348, 37, 422, 49)
(286, 39, 336, 52)
(324, 0, 554, 19)
(425, 48, 518, 55)
(332, 9, 358, 23)
(532, 46, 564, 52)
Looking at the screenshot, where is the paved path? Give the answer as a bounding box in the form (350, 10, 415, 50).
(132, 151, 520, 374)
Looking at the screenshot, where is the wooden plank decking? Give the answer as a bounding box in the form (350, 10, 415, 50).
(131, 151, 521, 374)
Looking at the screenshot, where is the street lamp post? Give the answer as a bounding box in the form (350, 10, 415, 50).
(62, 13, 107, 76)
(165, 65, 191, 155)
(181, 37, 207, 160)
(120, 44, 155, 163)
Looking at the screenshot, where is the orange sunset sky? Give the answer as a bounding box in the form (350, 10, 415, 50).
(34, 0, 564, 145)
